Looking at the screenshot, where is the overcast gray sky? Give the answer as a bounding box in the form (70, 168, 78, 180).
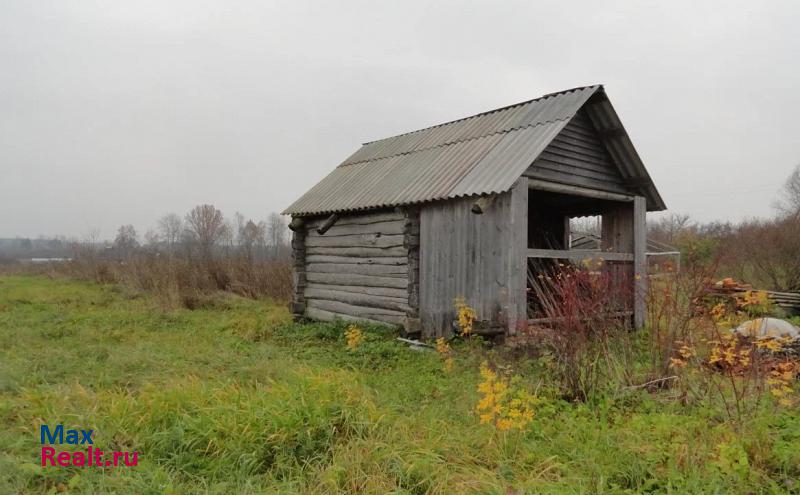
(2, 1, 799, 239)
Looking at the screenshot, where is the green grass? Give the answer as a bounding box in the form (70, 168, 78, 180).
(0, 275, 798, 494)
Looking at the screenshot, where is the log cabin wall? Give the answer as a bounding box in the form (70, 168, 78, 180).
(419, 178, 528, 338)
(298, 209, 411, 327)
(404, 207, 422, 335)
(289, 227, 306, 318)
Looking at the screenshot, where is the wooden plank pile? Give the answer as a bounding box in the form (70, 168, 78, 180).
(709, 278, 800, 315)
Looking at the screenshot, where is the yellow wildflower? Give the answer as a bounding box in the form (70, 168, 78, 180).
(344, 324, 364, 350)
(454, 297, 477, 336)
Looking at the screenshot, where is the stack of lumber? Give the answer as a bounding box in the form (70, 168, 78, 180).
(709, 278, 800, 315)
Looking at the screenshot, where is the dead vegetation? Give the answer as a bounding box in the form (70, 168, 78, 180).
(15, 204, 293, 308)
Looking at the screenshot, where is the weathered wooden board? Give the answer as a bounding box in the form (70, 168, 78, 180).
(525, 109, 636, 195)
(305, 246, 407, 257)
(305, 282, 407, 299)
(306, 299, 406, 324)
(305, 307, 395, 327)
(304, 210, 404, 228)
(305, 255, 407, 265)
(419, 178, 528, 338)
(305, 220, 405, 237)
(633, 196, 647, 329)
(304, 234, 405, 249)
(306, 272, 408, 289)
(527, 248, 633, 261)
(305, 287, 411, 312)
(307, 263, 407, 276)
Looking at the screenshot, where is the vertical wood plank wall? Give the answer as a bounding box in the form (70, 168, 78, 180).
(419, 178, 528, 338)
(299, 209, 410, 326)
(600, 196, 648, 329)
(601, 202, 635, 323)
(633, 196, 647, 329)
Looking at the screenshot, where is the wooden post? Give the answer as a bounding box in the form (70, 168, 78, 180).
(633, 196, 647, 329)
(290, 222, 307, 320)
(506, 178, 528, 335)
(403, 207, 422, 336)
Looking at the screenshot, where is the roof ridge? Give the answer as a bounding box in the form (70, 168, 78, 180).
(360, 84, 602, 146)
(339, 116, 575, 169)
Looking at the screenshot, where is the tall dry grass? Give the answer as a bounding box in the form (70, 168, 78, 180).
(27, 252, 292, 309)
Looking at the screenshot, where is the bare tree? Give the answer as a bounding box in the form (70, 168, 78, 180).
(775, 163, 800, 218)
(239, 219, 266, 262)
(113, 225, 139, 258)
(267, 212, 286, 257)
(185, 204, 226, 260)
(648, 213, 692, 245)
(734, 216, 800, 291)
(233, 212, 246, 245)
(143, 229, 160, 247)
(221, 220, 236, 255)
(157, 213, 183, 251)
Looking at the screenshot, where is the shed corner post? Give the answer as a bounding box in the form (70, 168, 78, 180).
(633, 197, 647, 329)
(507, 177, 529, 335)
(290, 215, 307, 321)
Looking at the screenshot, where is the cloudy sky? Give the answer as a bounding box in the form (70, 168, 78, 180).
(2, 1, 799, 239)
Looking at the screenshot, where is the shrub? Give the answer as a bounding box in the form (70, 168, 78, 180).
(527, 262, 635, 401)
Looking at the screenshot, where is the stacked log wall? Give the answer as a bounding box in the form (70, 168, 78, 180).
(404, 207, 421, 335)
(290, 226, 306, 319)
(301, 209, 409, 327)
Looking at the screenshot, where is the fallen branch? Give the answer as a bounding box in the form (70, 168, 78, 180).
(396, 337, 434, 349)
(623, 375, 678, 390)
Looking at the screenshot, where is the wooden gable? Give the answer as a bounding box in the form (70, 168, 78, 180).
(524, 109, 631, 195)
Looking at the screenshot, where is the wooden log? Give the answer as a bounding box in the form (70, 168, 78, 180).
(306, 299, 406, 324)
(527, 178, 634, 202)
(305, 307, 397, 327)
(305, 255, 407, 265)
(305, 287, 411, 312)
(306, 272, 409, 289)
(306, 263, 408, 276)
(305, 245, 407, 257)
(305, 282, 407, 299)
(403, 235, 420, 249)
(304, 234, 405, 249)
(526, 248, 633, 261)
(316, 213, 340, 235)
(305, 210, 404, 228)
(305, 220, 405, 237)
(471, 194, 496, 214)
(288, 217, 304, 232)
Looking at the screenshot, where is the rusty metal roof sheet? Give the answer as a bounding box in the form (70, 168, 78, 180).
(284, 85, 665, 216)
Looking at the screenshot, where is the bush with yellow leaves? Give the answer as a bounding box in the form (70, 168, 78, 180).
(454, 297, 477, 336)
(668, 329, 798, 422)
(344, 324, 364, 350)
(476, 362, 538, 432)
(435, 337, 455, 373)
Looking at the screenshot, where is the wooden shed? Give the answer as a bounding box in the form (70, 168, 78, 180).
(283, 85, 666, 338)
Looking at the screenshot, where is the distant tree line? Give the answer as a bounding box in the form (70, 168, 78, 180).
(108, 205, 290, 262)
(648, 164, 800, 292)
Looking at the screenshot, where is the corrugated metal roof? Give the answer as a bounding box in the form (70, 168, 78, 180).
(283, 85, 665, 216)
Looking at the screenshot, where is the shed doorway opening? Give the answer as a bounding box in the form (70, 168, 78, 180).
(525, 189, 637, 324)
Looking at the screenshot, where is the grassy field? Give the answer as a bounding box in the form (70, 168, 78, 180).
(0, 275, 798, 494)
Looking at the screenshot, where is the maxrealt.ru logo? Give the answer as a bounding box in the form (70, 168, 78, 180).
(40, 424, 139, 467)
